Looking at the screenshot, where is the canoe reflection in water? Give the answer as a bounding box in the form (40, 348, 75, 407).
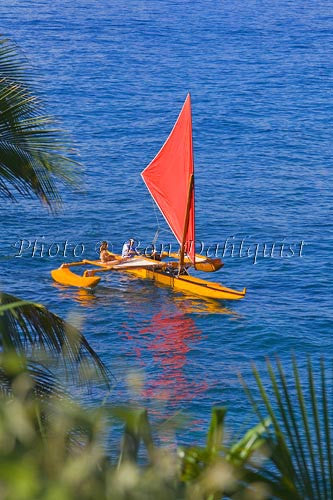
(140, 310, 207, 402)
(117, 292, 240, 409)
(52, 280, 239, 408)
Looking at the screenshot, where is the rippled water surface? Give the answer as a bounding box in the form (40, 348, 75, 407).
(1, 0, 332, 440)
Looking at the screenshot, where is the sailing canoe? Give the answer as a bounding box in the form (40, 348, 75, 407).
(51, 94, 246, 301)
(51, 256, 245, 300)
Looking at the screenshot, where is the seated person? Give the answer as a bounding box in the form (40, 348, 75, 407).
(150, 249, 161, 261)
(99, 241, 119, 265)
(122, 238, 140, 258)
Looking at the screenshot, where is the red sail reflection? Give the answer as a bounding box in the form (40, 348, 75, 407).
(135, 309, 208, 403)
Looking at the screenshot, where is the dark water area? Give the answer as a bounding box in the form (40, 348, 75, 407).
(1, 1, 332, 443)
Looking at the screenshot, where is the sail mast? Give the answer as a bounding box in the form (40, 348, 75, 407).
(179, 173, 194, 272)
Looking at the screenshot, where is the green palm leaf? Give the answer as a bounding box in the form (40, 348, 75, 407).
(241, 357, 332, 500)
(0, 292, 110, 388)
(0, 35, 79, 209)
(0, 354, 66, 399)
(0, 37, 25, 82)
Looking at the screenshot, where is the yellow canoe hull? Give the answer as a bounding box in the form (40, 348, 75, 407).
(126, 268, 246, 300)
(51, 266, 101, 288)
(195, 258, 223, 272)
(163, 252, 223, 272)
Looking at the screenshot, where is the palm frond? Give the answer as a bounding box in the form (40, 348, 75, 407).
(0, 292, 110, 388)
(0, 37, 26, 83)
(0, 35, 80, 209)
(241, 357, 332, 500)
(0, 355, 66, 399)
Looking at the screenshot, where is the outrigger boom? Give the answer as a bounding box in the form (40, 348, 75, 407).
(51, 94, 246, 301)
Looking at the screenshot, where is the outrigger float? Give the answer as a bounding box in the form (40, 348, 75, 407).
(51, 95, 246, 301)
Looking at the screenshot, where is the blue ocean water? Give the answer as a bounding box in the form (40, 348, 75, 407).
(1, 0, 332, 442)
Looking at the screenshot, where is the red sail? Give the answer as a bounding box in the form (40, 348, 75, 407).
(141, 94, 195, 263)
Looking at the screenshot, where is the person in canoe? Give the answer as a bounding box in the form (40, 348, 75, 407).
(122, 238, 140, 258)
(99, 241, 119, 265)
